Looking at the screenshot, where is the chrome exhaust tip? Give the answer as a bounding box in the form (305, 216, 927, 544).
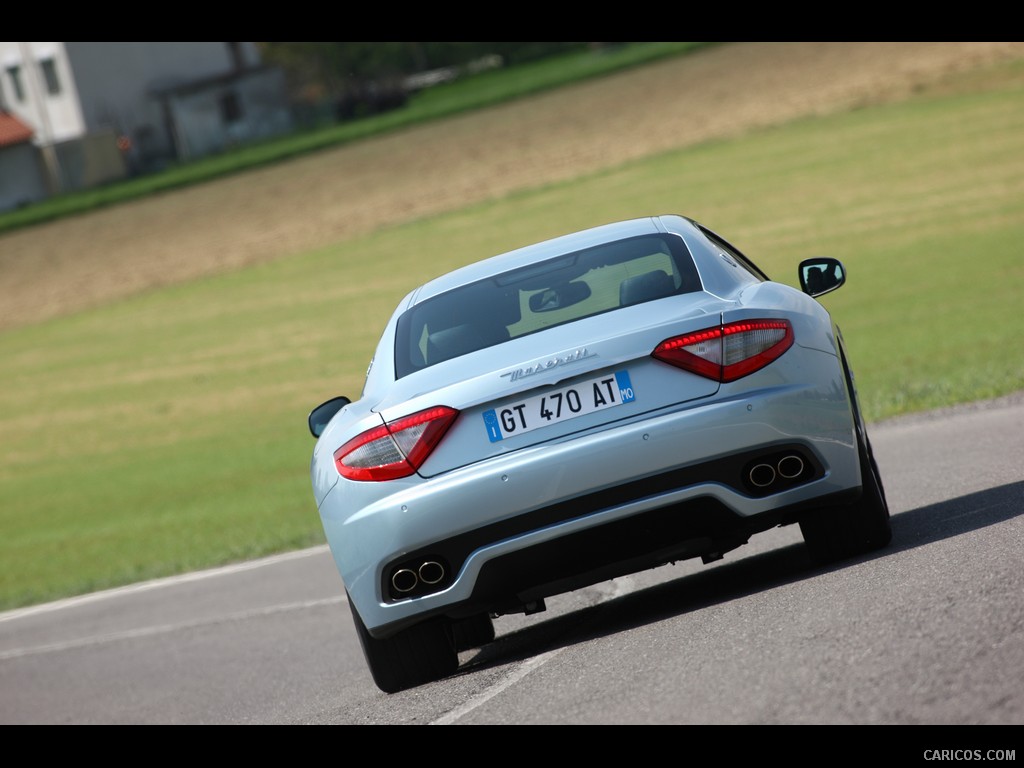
(748, 463, 776, 488)
(391, 568, 419, 593)
(418, 561, 445, 585)
(777, 454, 805, 479)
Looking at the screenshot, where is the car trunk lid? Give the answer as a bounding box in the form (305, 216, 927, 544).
(375, 294, 724, 477)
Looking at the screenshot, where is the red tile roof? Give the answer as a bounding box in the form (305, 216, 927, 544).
(0, 112, 34, 148)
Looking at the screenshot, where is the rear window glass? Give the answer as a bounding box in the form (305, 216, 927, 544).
(394, 233, 701, 378)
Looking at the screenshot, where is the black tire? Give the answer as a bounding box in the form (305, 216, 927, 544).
(451, 613, 495, 652)
(348, 593, 458, 694)
(800, 349, 892, 564)
(800, 433, 892, 563)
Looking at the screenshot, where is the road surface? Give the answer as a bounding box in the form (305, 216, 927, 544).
(1, 395, 1021, 727)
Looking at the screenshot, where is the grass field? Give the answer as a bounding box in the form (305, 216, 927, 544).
(1, 43, 1022, 611)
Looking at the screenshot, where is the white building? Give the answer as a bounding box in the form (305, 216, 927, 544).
(0, 42, 292, 212)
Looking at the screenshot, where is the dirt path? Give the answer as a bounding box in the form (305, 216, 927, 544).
(2, 41, 1022, 332)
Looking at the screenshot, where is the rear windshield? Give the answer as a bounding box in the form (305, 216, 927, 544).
(394, 233, 701, 378)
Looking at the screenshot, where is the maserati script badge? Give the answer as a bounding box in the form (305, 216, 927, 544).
(500, 347, 596, 382)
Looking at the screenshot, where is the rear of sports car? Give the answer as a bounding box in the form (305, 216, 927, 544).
(310, 216, 879, 692)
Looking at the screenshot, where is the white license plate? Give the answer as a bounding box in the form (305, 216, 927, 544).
(483, 370, 636, 442)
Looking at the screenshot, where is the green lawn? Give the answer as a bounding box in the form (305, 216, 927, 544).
(1, 56, 1022, 611)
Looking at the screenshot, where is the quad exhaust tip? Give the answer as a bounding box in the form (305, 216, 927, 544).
(747, 453, 806, 489)
(391, 560, 447, 594)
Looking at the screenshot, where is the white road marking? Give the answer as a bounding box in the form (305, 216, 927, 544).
(0, 595, 346, 660)
(430, 648, 566, 725)
(0, 545, 331, 623)
(430, 576, 635, 724)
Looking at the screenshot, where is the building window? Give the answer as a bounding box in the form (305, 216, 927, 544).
(219, 90, 243, 124)
(6, 65, 24, 102)
(40, 58, 61, 95)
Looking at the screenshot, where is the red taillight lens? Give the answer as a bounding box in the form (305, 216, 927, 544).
(653, 319, 794, 382)
(333, 406, 459, 482)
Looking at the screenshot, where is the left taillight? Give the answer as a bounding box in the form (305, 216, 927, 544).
(333, 406, 459, 482)
(652, 319, 794, 382)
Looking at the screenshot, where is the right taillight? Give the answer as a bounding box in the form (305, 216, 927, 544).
(653, 319, 794, 382)
(333, 406, 458, 482)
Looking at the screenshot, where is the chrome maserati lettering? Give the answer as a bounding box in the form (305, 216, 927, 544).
(500, 347, 596, 382)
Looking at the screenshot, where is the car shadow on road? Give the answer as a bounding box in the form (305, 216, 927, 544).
(457, 479, 1024, 677)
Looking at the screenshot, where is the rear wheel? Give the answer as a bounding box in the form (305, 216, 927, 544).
(800, 433, 891, 563)
(348, 593, 458, 694)
(800, 350, 892, 564)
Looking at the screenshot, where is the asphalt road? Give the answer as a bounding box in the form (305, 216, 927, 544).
(2, 395, 1022, 727)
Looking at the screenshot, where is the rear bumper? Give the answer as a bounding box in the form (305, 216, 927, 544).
(464, 484, 860, 616)
(318, 378, 859, 636)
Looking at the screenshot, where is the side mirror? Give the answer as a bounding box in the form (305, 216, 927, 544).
(799, 257, 846, 298)
(308, 396, 351, 438)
